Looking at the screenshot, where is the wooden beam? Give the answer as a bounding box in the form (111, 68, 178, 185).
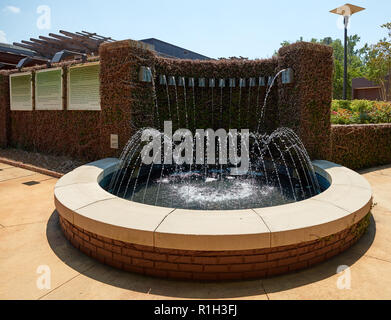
(0, 61, 17, 69)
(59, 30, 100, 49)
(0, 51, 26, 64)
(54, 34, 96, 52)
(13, 42, 38, 52)
(20, 41, 57, 57)
(82, 30, 115, 42)
(15, 30, 114, 59)
(49, 33, 93, 53)
(39, 35, 87, 52)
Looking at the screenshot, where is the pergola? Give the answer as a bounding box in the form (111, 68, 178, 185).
(0, 30, 115, 70)
(13, 30, 115, 58)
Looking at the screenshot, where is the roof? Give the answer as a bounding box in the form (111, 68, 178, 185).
(0, 43, 36, 56)
(0, 43, 48, 70)
(140, 38, 211, 60)
(13, 30, 115, 59)
(0, 32, 212, 70)
(0, 30, 114, 70)
(352, 77, 389, 89)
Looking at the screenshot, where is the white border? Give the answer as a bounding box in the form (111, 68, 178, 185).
(67, 63, 101, 111)
(35, 67, 63, 111)
(9, 72, 33, 111)
(54, 159, 373, 250)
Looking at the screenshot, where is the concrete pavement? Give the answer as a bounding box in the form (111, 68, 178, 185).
(0, 163, 390, 300)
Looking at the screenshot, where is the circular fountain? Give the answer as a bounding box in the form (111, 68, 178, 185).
(55, 136, 372, 280)
(55, 70, 372, 281)
(105, 127, 325, 211)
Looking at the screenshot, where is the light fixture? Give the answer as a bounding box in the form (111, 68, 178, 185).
(330, 3, 365, 100)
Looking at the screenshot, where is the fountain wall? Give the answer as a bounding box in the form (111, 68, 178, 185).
(99, 40, 334, 159)
(0, 40, 335, 161)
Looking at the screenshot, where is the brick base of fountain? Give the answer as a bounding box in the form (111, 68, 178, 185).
(59, 214, 369, 281)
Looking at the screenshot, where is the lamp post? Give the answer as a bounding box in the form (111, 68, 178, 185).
(330, 3, 365, 100)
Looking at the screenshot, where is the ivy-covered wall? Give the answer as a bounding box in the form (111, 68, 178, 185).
(153, 56, 279, 133)
(0, 74, 10, 148)
(331, 124, 391, 170)
(99, 40, 336, 160)
(278, 42, 334, 160)
(99, 40, 157, 159)
(8, 40, 380, 170)
(99, 39, 279, 146)
(0, 59, 103, 161)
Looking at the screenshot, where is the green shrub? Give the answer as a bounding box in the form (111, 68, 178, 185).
(333, 99, 352, 111)
(331, 99, 391, 124)
(351, 100, 372, 113)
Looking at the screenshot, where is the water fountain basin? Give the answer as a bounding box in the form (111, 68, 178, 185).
(55, 158, 372, 280)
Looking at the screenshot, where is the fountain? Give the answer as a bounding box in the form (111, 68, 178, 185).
(104, 71, 323, 210)
(55, 58, 372, 281)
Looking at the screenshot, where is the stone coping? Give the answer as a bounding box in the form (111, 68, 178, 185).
(54, 158, 373, 251)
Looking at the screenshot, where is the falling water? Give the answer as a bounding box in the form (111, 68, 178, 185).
(104, 69, 325, 211)
(173, 77, 180, 127)
(163, 76, 172, 120)
(257, 69, 286, 131)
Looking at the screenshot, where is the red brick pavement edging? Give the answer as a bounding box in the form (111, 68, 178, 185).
(0, 157, 63, 178)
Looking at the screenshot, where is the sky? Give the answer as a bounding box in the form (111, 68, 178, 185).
(0, 0, 390, 59)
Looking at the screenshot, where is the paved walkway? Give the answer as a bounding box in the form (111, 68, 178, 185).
(0, 162, 390, 300)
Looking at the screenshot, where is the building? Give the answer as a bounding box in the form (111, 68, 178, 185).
(140, 38, 211, 60)
(352, 76, 390, 101)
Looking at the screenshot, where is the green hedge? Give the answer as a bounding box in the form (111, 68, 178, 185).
(331, 123, 391, 169)
(332, 100, 391, 124)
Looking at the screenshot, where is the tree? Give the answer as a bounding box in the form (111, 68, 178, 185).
(365, 23, 391, 101)
(280, 36, 367, 99)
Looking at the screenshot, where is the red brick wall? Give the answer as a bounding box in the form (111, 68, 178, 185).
(59, 213, 369, 281)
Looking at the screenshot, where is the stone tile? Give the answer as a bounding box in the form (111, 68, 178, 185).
(41, 261, 268, 300)
(74, 198, 174, 247)
(0, 215, 95, 300)
(0, 167, 36, 182)
(362, 173, 391, 209)
(0, 163, 13, 169)
(360, 164, 391, 177)
(350, 206, 391, 263)
(55, 158, 119, 188)
(1, 162, 391, 300)
(0, 175, 57, 227)
(254, 199, 350, 247)
(155, 209, 270, 251)
(54, 183, 115, 212)
(264, 247, 391, 300)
